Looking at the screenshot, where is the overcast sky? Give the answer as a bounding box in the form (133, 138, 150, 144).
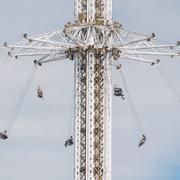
(0, 0, 180, 180)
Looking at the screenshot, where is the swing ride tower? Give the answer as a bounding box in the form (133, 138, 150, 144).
(2, 0, 180, 180)
(73, 1, 112, 180)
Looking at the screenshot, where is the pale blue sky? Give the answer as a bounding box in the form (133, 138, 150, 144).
(0, 0, 180, 180)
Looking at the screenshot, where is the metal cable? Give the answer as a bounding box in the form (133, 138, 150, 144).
(157, 65, 180, 102)
(0, 57, 11, 77)
(119, 69, 144, 135)
(68, 87, 74, 137)
(7, 64, 37, 133)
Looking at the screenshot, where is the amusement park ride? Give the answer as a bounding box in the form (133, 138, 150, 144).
(0, 0, 180, 180)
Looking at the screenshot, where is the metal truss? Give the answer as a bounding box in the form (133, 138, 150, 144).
(2, 0, 180, 180)
(4, 24, 180, 66)
(93, 56, 104, 180)
(75, 0, 112, 24)
(79, 54, 87, 180)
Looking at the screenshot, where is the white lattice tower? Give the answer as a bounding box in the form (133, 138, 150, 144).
(2, 0, 180, 180)
(74, 1, 112, 180)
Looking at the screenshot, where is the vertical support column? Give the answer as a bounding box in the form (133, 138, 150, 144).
(74, 0, 78, 21)
(92, 56, 105, 180)
(74, 51, 112, 180)
(87, 0, 95, 24)
(86, 51, 112, 180)
(103, 54, 112, 180)
(105, 0, 112, 23)
(95, 0, 105, 24)
(74, 54, 81, 180)
(75, 0, 88, 23)
(74, 53, 87, 180)
(75, 0, 112, 24)
(79, 54, 87, 180)
(86, 52, 95, 180)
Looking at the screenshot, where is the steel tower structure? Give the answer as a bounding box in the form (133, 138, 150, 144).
(3, 0, 180, 180)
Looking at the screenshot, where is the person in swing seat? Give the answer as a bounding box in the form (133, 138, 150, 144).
(139, 134, 146, 147)
(0, 130, 8, 140)
(37, 86, 43, 99)
(114, 85, 125, 100)
(65, 136, 74, 147)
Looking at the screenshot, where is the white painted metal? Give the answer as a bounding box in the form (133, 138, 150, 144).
(74, 53, 81, 180)
(86, 52, 95, 180)
(104, 54, 112, 180)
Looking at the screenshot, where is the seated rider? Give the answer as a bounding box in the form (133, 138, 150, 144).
(69, 136, 73, 144)
(0, 130, 8, 140)
(139, 134, 146, 147)
(65, 136, 74, 147)
(37, 86, 43, 99)
(114, 85, 125, 100)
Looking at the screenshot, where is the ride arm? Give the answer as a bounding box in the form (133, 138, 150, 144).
(113, 29, 180, 65)
(3, 29, 77, 64)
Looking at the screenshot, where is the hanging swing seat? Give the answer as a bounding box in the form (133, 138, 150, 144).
(138, 134, 146, 147)
(114, 86, 125, 99)
(37, 87, 44, 99)
(0, 130, 8, 140)
(65, 136, 74, 147)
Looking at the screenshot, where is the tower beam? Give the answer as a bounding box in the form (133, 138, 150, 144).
(75, 0, 112, 24)
(74, 48, 112, 180)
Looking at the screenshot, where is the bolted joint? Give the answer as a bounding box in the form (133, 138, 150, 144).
(65, 48, 75, 60)
(64, 22, 72, 29)
(93, 47, 110, 59)
(80, 167, 86, 173)
(3, 42, 8, 48)
(77, 47, 87, 58)
(23, 33, 28, 39)
(23, 33, 33, 42)
(112, 48, 121, 60)
(106, 20, 111, 26)
(87, 45, 95, 51)
(151, 32, 156, 38)
(33, 60, 38, 65)
(156, 59, 160, 64)
(177, 41, 180, 46)
(177, 51, 180, 56)
(8, 51, 18, 59)
(33, 60, 42, 66)
(151, 59, 160, 66)
(63, 29, 68, 38)
(94, 48, 105, 58)
(28, 39, 33, 43)
(116, 64, 122, 70)
(8, 51, 12, 57)
(147, 33, 156, 41)
(113, 21, 122, 29)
